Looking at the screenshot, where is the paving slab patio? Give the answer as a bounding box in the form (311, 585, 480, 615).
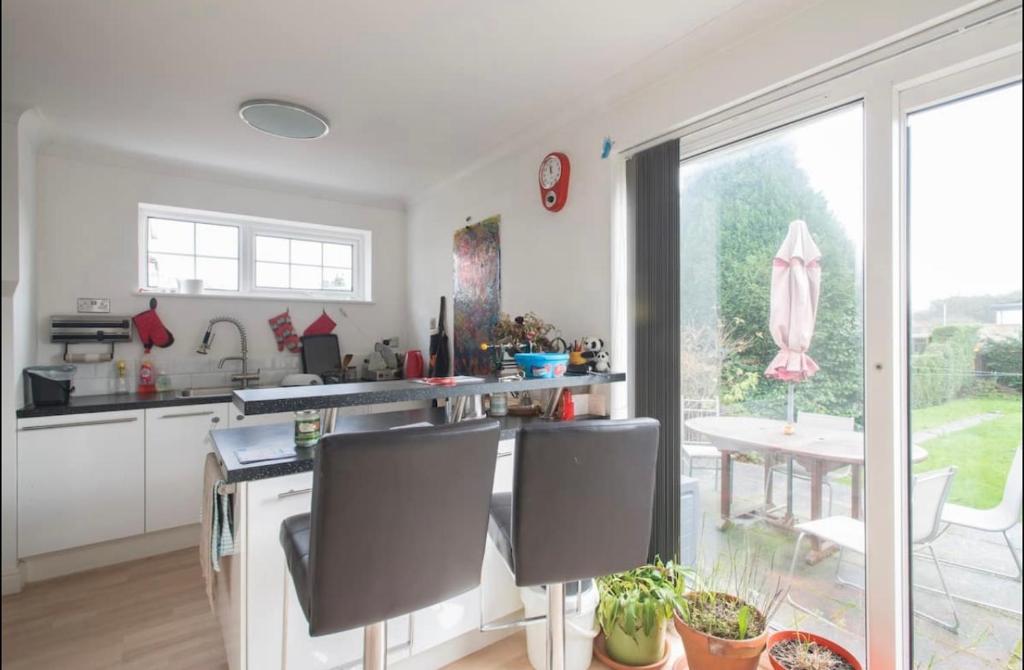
(685, 460, 1023, 670)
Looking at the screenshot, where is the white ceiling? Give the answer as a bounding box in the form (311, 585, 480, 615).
(3, 0, 754, 203)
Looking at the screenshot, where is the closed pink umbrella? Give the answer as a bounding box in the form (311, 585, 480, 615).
(766, 219, 822, 422)
(765, 219, 822, 519)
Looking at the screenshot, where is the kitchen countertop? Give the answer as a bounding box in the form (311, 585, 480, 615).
(212, 406, 608, 483)
(15, 389, 233, 419)
(17, 372, 624, 419)
(233, 371, 625, 415)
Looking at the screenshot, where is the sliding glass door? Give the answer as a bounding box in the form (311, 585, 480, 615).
(679, 103, 867, 654)
(644, 10, 1022, 666)
(903, 67, 1022, 669)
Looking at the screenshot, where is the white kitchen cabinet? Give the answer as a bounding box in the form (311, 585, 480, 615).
(17, 409, 145, 557)
(145, 403, 229, 532)
(493, 438, 515, 493)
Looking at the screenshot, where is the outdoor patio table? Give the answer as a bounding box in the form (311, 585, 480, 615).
(685, 416, 928, 530)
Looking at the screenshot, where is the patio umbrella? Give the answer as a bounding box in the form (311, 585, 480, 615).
(765, 219, 822, 519)
(766, 219, 822, 423)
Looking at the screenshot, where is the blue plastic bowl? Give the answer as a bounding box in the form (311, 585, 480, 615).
(514, 353, 570, 379)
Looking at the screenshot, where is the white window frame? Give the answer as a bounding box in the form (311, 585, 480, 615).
(137, 203, 373, 302)
(617, 4, 1020, 667)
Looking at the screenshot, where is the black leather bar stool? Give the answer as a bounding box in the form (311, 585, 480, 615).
(279, 420, 500, 670)
(487, 418, 660, 670)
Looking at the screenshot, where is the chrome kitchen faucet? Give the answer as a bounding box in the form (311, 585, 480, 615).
(196, 316, 260, 389)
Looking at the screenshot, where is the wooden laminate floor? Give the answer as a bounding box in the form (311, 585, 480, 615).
(2, 548, 715, 670)
(1, 548, 228, 670)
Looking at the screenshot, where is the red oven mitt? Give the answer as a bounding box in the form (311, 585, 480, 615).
(303, 311, 337, 336)
(133, 307, 174, 353)
(269, 310, 301, 353)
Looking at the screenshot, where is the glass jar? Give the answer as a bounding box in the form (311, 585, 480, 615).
(294, 410, 322, 448)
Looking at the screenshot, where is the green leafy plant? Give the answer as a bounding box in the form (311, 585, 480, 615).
(596, 559, 690, 642)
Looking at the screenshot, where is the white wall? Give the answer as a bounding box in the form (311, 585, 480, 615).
(405, 0, 983, 361)
(32, 148, 408, 394)
(1, 115, 20, 591)
(2, 108, 43, 592)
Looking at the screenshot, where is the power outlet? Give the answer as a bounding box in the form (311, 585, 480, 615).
(77, 297, 111, 313)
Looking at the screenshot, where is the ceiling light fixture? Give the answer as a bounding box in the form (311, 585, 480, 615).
(238, 99, 329, 140)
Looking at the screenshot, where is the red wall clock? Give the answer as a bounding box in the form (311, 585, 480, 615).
(539, 152, 570, 212)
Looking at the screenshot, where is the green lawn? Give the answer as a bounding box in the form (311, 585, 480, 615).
(912, 393, 1022, 509)
(912, 395, 1022, 432)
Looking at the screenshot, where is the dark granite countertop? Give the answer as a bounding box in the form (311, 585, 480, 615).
(16, 389, 232, 419)
(232, 371, 625, 415)
(212, 407, 608, 483)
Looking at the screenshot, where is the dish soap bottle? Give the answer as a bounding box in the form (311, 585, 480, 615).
(138, 359, 156, 394)
(114, 360, 130, 394)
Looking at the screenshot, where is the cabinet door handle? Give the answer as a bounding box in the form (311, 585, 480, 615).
(277, 487, 312, 499)
(496, 451, 514, 459)
(159, 410, 216, 419)
(19, 416, 139, 431)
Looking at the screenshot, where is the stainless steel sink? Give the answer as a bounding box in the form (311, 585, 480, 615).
(177, 383, 279, 398)
(177, 386, 236, 398)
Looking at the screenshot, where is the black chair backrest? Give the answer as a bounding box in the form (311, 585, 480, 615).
(511, 418, 660, 586)
(307, 420, 500, 635)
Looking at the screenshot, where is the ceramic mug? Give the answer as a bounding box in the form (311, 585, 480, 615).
(177, 278, 205, 294)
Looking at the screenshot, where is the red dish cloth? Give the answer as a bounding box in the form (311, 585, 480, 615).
(303, 311, 337, 336)
(269, 310, 301, 353)
(133, 308, 174, 353)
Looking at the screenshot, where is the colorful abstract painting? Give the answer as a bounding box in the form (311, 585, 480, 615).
(453, 216, 501, 376)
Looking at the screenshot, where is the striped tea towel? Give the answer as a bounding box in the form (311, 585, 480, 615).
(210, 478, 236, 572)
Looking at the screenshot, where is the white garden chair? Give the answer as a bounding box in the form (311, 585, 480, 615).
(939, 443, 1022, 582)
(766, 412, 855, 516)
(787, 466, 959, 633)
(681, 398, 721, 489)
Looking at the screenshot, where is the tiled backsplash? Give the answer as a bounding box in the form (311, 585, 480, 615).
(69, 355, 303, 396)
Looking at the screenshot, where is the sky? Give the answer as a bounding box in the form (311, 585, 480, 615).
(790, 84, 1022, 309)
(905, 83, 1022, 307)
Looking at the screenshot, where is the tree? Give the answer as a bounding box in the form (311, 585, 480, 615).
(681, 143, 863, 421)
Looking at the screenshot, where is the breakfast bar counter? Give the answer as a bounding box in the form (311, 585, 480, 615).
(211, 406, 608, 483)
(231, 371, 624, 414)
(210, 371, 625, 670)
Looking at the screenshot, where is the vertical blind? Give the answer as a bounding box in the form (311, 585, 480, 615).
(628, 140, 682, 562)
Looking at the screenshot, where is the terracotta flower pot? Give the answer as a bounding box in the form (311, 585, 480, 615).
(766, 630, 862, 670)
(673, 594, 768, 670)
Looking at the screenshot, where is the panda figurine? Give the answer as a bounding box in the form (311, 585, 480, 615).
(580, 337, 611, 372)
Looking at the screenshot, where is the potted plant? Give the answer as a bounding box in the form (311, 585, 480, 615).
(595, 559, 689, 669)
(766, 630, 861, 670)
(673, 547, 784, 670)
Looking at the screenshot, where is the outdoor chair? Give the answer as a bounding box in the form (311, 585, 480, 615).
(787, 466, 959, 633)
(682, 398, 722, 490)
(766, 412, 855, 517)
(939, 443, 1022, 583)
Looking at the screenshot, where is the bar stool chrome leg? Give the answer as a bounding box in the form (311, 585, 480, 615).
(546, 582, 566, 670)
(281, 570, 289, 670)
(363, 621, 387, 670)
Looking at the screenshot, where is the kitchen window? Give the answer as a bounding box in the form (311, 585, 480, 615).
(138, 204, 372, 301)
